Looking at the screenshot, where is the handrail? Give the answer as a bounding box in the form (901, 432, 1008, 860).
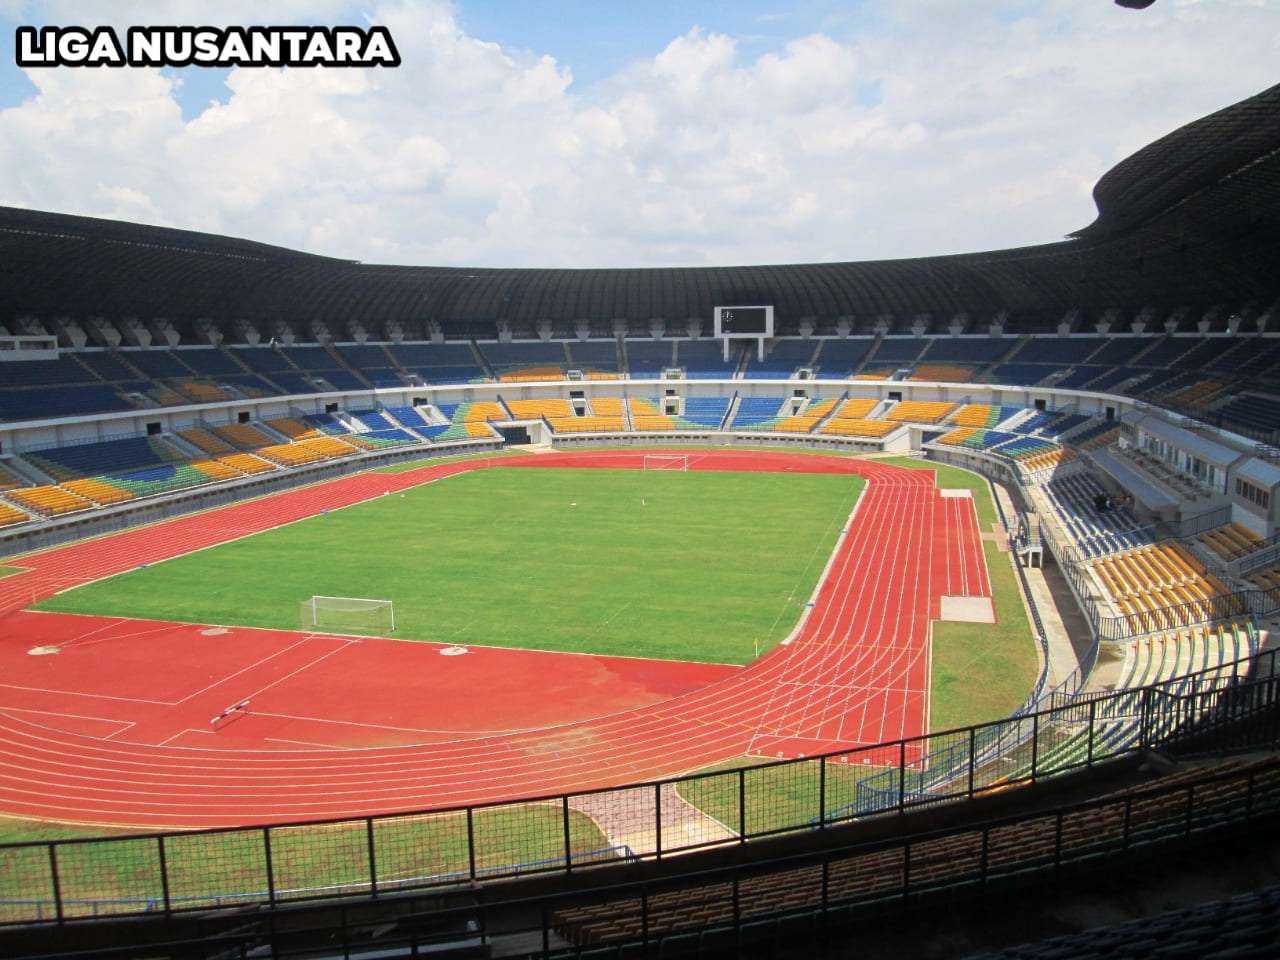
(9, 752, 1280, 956)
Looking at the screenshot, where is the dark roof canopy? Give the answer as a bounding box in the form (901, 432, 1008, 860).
(2, 84, 1278, 342)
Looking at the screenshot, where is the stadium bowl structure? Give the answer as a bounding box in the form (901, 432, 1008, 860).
(0, 82, 1278, 955)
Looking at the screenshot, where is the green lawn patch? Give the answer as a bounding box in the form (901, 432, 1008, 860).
(0, 805, 608, 921)
(674, 756, 889, 836)
(0, 565, 28, 580)
(372, 447, 529, 474)
(37, 467, 863, 665)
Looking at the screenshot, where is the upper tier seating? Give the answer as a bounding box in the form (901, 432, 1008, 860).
(919, 337, 1013, 363)
(1214, 394, 1280, 437)
(870, 338, 925, 364)
(1087, 337, 1150, 364)
(589, 397, 625, 417)
(173, 348, 243, 378)
(480, 341, 567, 382)
(909, 364, 978, 382)
(982, 363, 1052, 387)
(74, 351, 136, 381)
(0, 384, 134, 422)
(281, 347, 365, 391)
(743, 339, 817, 379)
(1015, 337, 1107, 364)
(624, 340, 675, 378)
(676, 340, 739, 379)
(813, 339, 874, 377)
(387, 343, 486, 385)
(333, 345, 401, 389)
(565, 341, 621, 379)
(1135, 337, 1201, 367)
(117, 349, 190, 379)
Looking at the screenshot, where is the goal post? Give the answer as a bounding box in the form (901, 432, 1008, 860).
(301, 596, 395, 635)
(642, 454, 689, 471)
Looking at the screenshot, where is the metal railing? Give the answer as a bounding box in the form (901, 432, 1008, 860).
(11, 750, 1280, 959)
(3, 644, 1274, 928)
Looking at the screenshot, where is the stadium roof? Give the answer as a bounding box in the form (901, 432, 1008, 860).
(1, 83, 1277, 342)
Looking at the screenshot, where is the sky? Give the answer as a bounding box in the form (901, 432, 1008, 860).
(0, 0, 1277, 269)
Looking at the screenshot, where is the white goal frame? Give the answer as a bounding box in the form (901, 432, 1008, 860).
(303, 595, 396, 634)
(642, 454, 689, 471)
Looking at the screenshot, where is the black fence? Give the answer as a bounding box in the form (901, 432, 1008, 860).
(13, 748, 1280, 959)
(3, 643, 1273, 928)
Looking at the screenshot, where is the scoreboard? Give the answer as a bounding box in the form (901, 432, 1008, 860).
(714, 305, 773, 339)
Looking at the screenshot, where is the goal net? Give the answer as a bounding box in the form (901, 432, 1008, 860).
(301, 596, 395, 635)
(642, 454, 689, 471)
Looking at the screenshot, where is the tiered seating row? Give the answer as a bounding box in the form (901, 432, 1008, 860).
(969, 883, 1280, 960)
(1092, 543, 1236, 633)
(0, 501, 33, 527)
(553, 760, 1280, 949)
(1199, 522, 1264, 561)
(730, 397, 787, 429)
(505, 398, 573, 420)
(1247, 563, 1280, 594)
(1041, 473, 1147, 558)
(885, 400, 957, 424)
(949, 404, 1021, 428)
(1116, 620, 1253, 692)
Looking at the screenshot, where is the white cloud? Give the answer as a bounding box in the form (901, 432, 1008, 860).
(0, 0, 1277, 269)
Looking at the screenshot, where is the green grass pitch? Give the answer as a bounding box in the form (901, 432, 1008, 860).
(37, 467, 864, 665)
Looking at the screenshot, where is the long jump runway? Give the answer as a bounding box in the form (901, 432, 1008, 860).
(0, 450, 992, 828)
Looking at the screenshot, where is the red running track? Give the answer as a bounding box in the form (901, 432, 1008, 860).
(0, 450, 992, 828)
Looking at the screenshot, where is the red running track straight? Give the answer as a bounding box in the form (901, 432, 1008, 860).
(0, 450, 992, 828)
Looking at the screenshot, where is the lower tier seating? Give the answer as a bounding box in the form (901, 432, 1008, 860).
(1092, 543, 1236, 633)
(820, 418, 897, 438)
(7, 485, 95, 516)
(505, 398, 573, 420)
(552, 759, 1280, 949)
(0, 502, 32, 527)
(548, 416, 627, 433)
(966, 883, 1280, 960)
(885, 400, 956, 424)
(1199, 522, 1264, 561)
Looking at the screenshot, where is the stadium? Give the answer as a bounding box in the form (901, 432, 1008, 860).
(2, 20, 1280, 960)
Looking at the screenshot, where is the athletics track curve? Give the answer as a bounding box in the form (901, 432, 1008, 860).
(0, 450, 991, 828)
